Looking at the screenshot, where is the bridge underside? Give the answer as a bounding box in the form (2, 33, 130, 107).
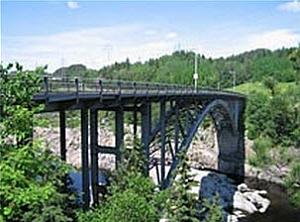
(34, 89, 246, 208)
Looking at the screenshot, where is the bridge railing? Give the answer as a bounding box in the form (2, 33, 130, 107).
(41, 76, 245, 98)
(43, 76, 197, 95)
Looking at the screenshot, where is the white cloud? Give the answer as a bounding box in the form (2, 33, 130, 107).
(165, 32, 178, 39)
(277, 0, 300, 13)
(2, 24, 178, 72)
(67, 1, 80, 9)
(246, 29, 300, 50)
(3, 22, 299, 72)
(144, 30, 157, 36)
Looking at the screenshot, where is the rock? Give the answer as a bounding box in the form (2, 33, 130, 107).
(233, 192, 258, 214)
(233, 210, 247, 218)
(243, 191, 271, 213)
(255, 190, 267, 196)
(237, 183, 249, 193)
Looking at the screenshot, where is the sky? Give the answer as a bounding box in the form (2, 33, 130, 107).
(1, 0, 300, 72)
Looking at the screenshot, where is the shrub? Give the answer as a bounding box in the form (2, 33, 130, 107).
(201, 195, 223, 222)
(249, 137, 273, 167)
(78, 188, 158, 222)
(285, 162, 300, 208)
(0, 64, 76, 221)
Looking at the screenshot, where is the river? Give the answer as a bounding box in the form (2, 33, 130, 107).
(69, 171, 300, 221)
(245, 178, 300, 222)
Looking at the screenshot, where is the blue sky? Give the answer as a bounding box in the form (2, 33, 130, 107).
(1, 0, 300, 71)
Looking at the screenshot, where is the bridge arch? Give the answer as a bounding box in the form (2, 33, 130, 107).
(164, 98, 245, 186)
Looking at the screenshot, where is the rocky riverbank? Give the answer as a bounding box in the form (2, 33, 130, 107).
(188, 169, 270, 222)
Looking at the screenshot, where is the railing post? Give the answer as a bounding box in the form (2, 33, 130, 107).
(43, 76, 49, 103)
(75, 78, 79, 104)
(99, 80, 103, 102)
(146, 83, 149, 97)
(133, 82, 137, 96)
(118, 81, 121, 95)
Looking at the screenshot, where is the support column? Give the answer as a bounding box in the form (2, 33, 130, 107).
(141, 103, 151, 175)
(149, 103, 152, 133)
(174, 103, 179, 153)
(59, 111, 66, 161)
(81, 109, 90, 208)
(115, 107, 124, 168)
(90, 109, 98, 205)
(160, 100, 166, 187)
(133, 106, 138, 139)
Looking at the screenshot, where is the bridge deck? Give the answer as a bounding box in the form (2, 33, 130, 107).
(34, 77, 246, 111)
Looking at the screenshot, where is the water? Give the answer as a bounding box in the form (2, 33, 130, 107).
(68, 170, 108, 204)
(69, 171, 300, 221)
(245, 178, 300, 222)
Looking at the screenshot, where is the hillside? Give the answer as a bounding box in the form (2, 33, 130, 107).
(51, 47, 298, 88)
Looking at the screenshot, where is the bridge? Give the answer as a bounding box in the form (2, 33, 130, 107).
(34, 77, 246, 208)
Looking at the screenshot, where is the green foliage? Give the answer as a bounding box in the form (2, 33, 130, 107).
(289, 45, 300, 85)
(0, 63, 75, 222)
(78, 189, 158, 222)
(285, 162, 300, 208)
(263, 76, 278, 96)
(201, 195, 223, 222)
(78, 142, 164, 222)
(249, 137, 273, 167)
(53, 48, 297, 89)
(244, 82, 300, 147)
(168, 152, 199, 222)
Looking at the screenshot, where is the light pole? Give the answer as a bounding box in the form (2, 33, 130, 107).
(193, 52, 199, 91)
(229, 70, 236, 90)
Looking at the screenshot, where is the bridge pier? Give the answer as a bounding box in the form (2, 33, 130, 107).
(141, 103, 151, 175)
(115, 107, 124, 167)
(59, 111, 66, 162)
(81, 108, 90, 209)
(160, 100, 166, 187)
(90, 108, 98, 205)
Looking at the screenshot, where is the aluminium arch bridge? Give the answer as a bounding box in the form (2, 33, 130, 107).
(33, 77, 246, 208)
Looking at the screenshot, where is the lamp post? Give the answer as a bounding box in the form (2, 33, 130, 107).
(229, 70, 236, 90)
(193, 52, 199, 91)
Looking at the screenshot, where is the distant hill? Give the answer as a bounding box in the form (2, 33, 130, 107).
(51, 47, 298, 88)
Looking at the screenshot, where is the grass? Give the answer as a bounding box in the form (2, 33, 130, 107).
(229, 81, 297, 95)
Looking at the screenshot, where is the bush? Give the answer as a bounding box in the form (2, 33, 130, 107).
(0, 64, 76, 221)
(78, 141, 167, 222)
(285, 162, 300, 208)
(249, 137, 273, 167)
(201, 195, 223, 222)
(78, 188, 158, 222)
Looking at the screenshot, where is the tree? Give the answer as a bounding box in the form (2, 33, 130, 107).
(78, 140, 165, 222)
(285, 162, 300, 208)
(289, 45, 300, 85)
(263, 76, 277, 96)
(0, 63, 75, 222)
(168, 152, 199, 222)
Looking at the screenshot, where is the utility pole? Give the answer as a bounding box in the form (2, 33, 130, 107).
(193, 52, 199, 91)
(229, 70, 236, 90)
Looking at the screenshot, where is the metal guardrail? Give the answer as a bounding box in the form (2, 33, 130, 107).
(41, 76, 245, 98)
